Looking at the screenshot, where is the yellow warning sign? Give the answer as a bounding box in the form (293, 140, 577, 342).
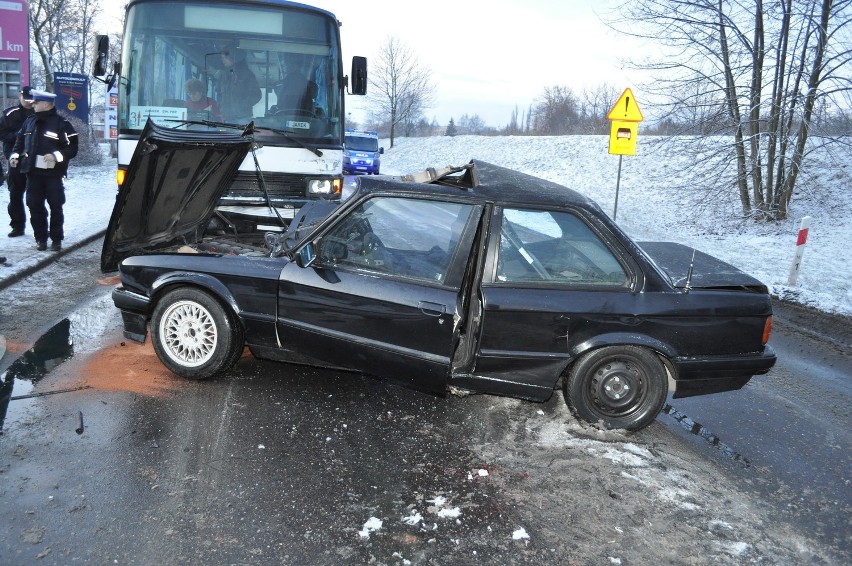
(608, 121, 638, 156)
(607, 88, 644, 122)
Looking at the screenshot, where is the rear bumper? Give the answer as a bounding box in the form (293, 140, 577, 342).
(670, 346, 776, 398)
(112, 286, 150, 343)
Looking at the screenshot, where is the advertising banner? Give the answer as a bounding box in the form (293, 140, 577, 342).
(53, 72, 90, 123)
(105, 85, 118, 139)
(0, 0, 31, 90)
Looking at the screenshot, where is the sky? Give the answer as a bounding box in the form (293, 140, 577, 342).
(311, 0, 648, 127)
(97, 0, 650, 129)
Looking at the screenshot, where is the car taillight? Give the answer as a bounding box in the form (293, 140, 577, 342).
(116, 167, 127, 188)
(762, 316, 772, 345)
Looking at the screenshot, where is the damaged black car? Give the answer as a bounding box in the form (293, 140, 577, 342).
(103, 121, 776, 431)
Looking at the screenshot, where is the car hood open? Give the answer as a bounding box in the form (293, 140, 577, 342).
(100, 120, 253, 272)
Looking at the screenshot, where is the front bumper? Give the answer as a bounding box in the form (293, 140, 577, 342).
(112, 286, 151, 343)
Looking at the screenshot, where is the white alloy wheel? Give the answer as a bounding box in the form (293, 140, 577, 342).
(158, 299, 219, 368)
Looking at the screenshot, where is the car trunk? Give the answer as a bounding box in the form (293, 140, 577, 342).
(638, 242, 768, 293)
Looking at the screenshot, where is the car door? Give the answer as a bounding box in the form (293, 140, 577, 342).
(277, 195, 481, 393)
(453, 205, 639, 401)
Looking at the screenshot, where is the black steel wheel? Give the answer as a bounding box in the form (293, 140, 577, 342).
(151, 287, 244, 380)
(564, 346, 667, 431)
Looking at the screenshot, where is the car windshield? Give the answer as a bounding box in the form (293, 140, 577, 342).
(120, 1, 342, 143)
(345, 135, 378, 152)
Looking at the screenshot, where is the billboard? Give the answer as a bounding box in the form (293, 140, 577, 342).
(53, 72, 89, 123)
(0, 0, 31, 90)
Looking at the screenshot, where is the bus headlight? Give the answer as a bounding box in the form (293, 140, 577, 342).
(307, 178, 342, 196)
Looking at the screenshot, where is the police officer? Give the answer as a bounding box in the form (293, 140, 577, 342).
(9, 90, 78, 251)
(0, 86, 35, 237)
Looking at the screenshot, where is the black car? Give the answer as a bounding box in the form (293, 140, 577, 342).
(104, 122, 776, 431)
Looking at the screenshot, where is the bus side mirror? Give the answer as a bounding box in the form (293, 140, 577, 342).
(351, 56, 367, 95)
(92, 35, 109, 77)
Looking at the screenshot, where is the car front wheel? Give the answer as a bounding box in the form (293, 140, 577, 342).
(151, 287, 244, 380)
(564, 346, 668, 431)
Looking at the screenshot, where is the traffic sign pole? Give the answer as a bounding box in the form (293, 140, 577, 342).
(614, 155, 623, 220)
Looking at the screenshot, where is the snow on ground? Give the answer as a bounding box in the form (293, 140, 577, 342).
(380, 135, 852, 317)
(2, 135, 848, 316)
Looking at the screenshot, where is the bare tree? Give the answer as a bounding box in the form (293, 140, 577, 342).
(29, 0, 103, 90)
(614, 0, 852, 220)
(368, 37, 436, 148)
(532, 85, 581, 134)
(580, 83, 621, 134)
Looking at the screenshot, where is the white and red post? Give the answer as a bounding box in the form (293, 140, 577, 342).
(787, 216, 811, 286)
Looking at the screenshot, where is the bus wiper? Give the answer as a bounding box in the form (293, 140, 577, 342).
(261, 126, 323, 157)
(163, 119, 323, 157)
(164, 118, 250, 130)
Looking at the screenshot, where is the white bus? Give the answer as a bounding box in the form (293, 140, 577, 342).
(93, 0, 366, 233)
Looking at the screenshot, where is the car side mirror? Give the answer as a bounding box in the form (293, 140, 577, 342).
(295, 241, 317, 268)
(379, 147, 384, 155)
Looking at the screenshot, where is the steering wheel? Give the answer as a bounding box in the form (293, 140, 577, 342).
(361, 232, 384, 255)
(272, 107, 315, 118)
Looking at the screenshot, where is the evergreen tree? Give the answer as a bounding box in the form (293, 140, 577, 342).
(445, 118, 457, 137)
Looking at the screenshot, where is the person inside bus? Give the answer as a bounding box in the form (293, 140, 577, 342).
(272, 78, 318, 117)
(184, 78, 222, 121)
(216, 43, 261, 124)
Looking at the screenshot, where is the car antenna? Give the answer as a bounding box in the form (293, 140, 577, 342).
(684, 248, 696, 293)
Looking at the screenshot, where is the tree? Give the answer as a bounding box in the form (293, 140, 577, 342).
(532, 85, 581, 134)
(368, 36, 436, 148)
(29, 0, 104, 91)
(614, 0, 852, 220)
(580, 83, 621, 134)
(445, 118, 457, 137)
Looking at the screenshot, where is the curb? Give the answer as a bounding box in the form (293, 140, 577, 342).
(0, 229, 107, 293)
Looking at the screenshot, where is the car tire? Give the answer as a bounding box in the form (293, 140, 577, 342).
(151, 287, 244, 380)
(564, 345, 667, 431)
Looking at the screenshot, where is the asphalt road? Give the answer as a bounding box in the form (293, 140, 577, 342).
(0, 240, 848, 564)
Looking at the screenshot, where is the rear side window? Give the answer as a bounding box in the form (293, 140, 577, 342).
(318, 197, 474, 284)
(496, 208, 628, 286)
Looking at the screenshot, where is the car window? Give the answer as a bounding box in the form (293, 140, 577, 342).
(317, 197, 474, 284)
(496, 208, 628, 286)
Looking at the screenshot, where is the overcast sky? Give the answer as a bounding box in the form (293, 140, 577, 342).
(312, 0, 649, 127)
(100, 0, 649, 128)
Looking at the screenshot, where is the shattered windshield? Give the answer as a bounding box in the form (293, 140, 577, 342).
(120, 1, 343, 143)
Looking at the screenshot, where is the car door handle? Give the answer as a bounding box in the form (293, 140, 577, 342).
(419, 301, 445, 317)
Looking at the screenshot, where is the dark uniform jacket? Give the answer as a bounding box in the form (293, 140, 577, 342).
(0, 103, 33, 158)
(10, 108, 78, 177)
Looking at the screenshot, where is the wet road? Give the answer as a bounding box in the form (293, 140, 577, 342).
(0, 241, 849, 564)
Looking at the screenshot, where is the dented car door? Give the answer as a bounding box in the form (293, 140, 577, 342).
(277, 196, 481, 392)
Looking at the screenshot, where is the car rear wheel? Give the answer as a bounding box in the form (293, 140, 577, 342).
(151, 287, 244, 380)
(564, 346, 667, 431)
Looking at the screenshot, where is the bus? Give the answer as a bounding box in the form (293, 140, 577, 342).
(92, 0, 366, 233)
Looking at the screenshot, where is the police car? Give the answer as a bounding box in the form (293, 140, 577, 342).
(343, 129, 383, 175)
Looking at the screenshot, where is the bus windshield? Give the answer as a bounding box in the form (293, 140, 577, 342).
(120, 1, 343, 143)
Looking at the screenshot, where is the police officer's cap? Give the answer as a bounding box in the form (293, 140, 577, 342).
(30, 90, 57, 103)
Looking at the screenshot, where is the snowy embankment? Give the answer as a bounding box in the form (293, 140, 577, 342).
(380, 135, 852, 317)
